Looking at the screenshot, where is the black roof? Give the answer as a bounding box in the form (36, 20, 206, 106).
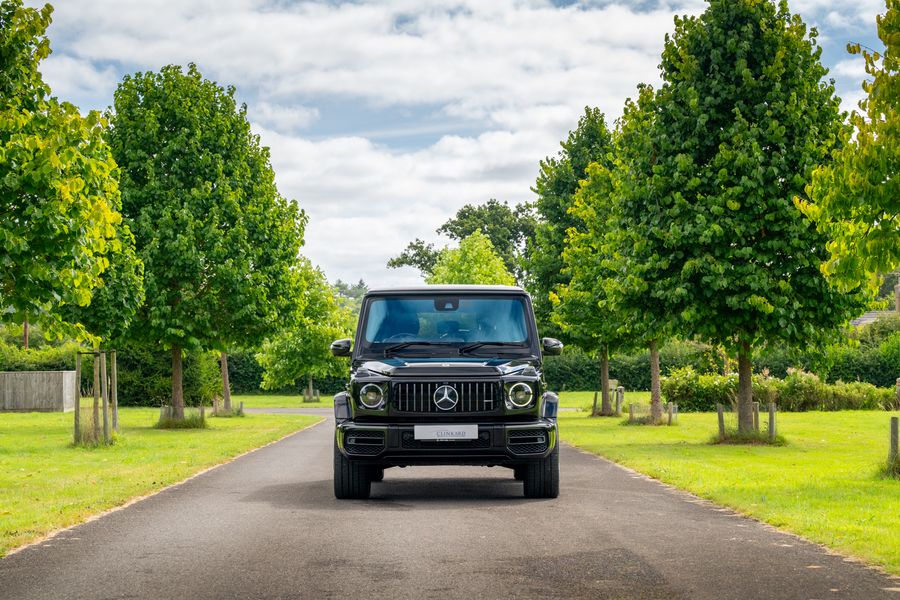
(365, 284, 527, 296)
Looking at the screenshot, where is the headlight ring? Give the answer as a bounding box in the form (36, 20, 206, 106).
(507, 382, 534, 409)
(358, 383, 386, 409)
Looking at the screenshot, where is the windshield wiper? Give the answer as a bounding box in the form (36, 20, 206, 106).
(458, 342, 528, 355)
(382, 341, 444, 357)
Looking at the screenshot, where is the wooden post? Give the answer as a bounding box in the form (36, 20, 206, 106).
(316, 389, 320, 402)
(74, 352, 82, 445)
(92, 353, 100, 441)
(768, 402, 777, 442)
(890, 417, 899, 463)
(592, 391, 599, 416)
(674, 403, 679, 423)
(214, 395, 221, 415)
(200, 403, 205, 421)
(110, 350, 118, 433)
(628, 403, 635, 423)
(615, 386, 624, 416)
(752, 401, 760, 433)
(239, 401, 244, 415)
(717, 404, 725, 440)
(667, 402, 673, 426)
(101, 351, 110, 444)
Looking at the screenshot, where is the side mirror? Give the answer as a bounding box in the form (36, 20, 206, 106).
(330, 338, 352, 357)
(541, 337, 563, 356)
(334, 392, 351, 422)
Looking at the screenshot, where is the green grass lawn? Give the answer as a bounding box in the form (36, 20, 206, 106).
(234, 393, 334, 409)
(0, 407, 322, 557)
(557, 395, 900, 575)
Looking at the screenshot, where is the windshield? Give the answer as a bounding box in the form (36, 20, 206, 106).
(360, 295, 532, 355)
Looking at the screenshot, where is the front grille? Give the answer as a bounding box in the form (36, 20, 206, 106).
(401, 430, 492, 450)
(391, 381, 501, 414)
(345, 429, 385, 455)
(507, 429, 549, 455)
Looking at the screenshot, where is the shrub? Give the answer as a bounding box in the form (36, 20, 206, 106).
(660, 367, 737, 412)
(664, 367, 896, 412)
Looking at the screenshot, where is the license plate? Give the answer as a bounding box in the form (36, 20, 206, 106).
(413, 424, 478, 441)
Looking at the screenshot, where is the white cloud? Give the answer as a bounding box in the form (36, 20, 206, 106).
(250, 102, 320, 131)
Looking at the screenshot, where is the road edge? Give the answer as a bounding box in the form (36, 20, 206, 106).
(2, 416, 327, 559)
(565, 442, 900, 584)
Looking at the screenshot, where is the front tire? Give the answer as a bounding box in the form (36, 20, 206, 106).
(334, 439, 371, 499)
(523, 445, 559, 499)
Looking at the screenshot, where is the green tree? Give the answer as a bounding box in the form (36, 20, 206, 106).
(257, 262, 352, 397)
(625, 0, 864, 430)
(1, 1, 124, 341)
(426, 230, 516, 285)
(107, 64, 306, 419)
(387, 238, 439, 277)
(389, 199, 535, 280)
(524, 107, 614, 338)
(551, 159, 621, 415)
(800, 1, 900, 291)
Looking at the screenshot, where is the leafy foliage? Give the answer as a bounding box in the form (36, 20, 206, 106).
(800, 0, 900, 290)
(661, 366, 896, 412)
(426, 230, 515, 285)
(0, 1, 126, 340)
(524, 107, 614, 335)
(389, 199, 535, 280)
(108, 63, 306, 354)
(256, 261, 353, 390)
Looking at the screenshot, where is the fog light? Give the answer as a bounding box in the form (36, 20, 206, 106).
(359, 383, 385, 409)
(507, 382, 534, 408)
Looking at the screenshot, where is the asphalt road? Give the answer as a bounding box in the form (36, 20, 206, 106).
(2, 409, 898, 600)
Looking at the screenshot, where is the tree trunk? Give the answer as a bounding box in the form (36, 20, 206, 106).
(220, 351, 232, 412)
(171, 346, 185, 420)
(306, 374, 314, 403)
(649, 339, 662, 424)
(600, 345, 612, 416)
(23, 318, 29, 350)
(737, 342, 754, 433)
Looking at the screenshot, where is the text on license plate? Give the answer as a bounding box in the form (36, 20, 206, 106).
(413, 425, 478, 441)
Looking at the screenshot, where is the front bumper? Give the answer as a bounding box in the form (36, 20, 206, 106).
(335, 420, 558, 466)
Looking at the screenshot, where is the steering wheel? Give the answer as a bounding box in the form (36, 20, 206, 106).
(382, 333, 417, 342)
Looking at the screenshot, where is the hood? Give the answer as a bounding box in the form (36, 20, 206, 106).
(355, 357, 538, 378)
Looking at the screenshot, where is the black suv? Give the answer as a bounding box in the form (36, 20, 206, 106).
(330, 285, 562, 499)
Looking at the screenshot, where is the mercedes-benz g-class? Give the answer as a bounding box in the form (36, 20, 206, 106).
(330, 285, 562, 499)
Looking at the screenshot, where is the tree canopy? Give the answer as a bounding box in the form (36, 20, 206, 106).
(524, 107, 614, 336)
(107, 63, 306, 417)
(800, 0, 900, 291)
(388, 199, 534, 280)
(426, 230, 516, 286)
(257, 262, 352, 391)
(1, 0, 126, 341)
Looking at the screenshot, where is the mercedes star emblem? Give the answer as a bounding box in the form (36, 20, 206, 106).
(433, 384, 459, 411)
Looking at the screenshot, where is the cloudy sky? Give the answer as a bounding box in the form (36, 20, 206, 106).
(33, 0, 882, 287)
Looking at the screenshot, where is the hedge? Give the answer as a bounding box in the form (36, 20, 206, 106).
(661, 366, 898, 412)
(227, 349, 346, 396)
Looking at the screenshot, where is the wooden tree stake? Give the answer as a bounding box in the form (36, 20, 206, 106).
(74, 352, 81, 445)
(110, 350, 118, 433)
(717, 404, 725, 440)
(101, 351, 110, 444)
(768, 402, 777, 442)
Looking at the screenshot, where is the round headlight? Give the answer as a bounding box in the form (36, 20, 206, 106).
(358, 383, 385, 409)
(507, 382, 534, 408)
